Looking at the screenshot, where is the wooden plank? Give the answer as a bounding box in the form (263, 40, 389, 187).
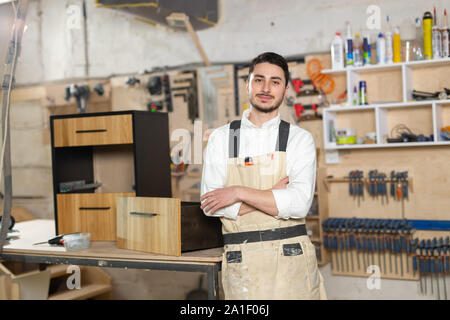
(48, 283, 112, 300)
(116, 197, 181, 256)
(10, 86, 46, 102)
(46, 264, 70, 279)
(53, 114, 133, 147)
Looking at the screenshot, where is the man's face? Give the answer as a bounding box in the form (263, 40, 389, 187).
(247, 62, 288, 113)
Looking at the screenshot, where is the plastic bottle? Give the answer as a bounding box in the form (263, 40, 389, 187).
(423, 11, 433, 59)
(413, 17, 424, 60)
(432, 6, 442, 59)
(393, 27, 402, 62)
(352, 86, 358, 105)
(385, 16, 394, 63)
(354, 32, 363, 66)
(345, 22, 354, 66)
(442, 9, 449, 58)
(376, 33, 386, 64)
(331, 32, 345, 69)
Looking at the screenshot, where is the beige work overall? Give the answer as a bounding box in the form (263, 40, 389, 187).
(220, 120, 326, 300)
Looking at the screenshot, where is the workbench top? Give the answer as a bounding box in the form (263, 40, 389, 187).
(2, 219, 223, 264)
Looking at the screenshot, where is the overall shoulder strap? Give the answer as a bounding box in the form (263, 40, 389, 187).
(228, 120, 241, 158)
(275, 120, 290, 152)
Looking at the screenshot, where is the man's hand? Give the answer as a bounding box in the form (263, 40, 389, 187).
(201, 177, 290, 216)
(272, 176, 289, 190)
(200, 186, 241, 215)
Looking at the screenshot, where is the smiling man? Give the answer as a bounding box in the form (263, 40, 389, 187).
(200, 52, 327, 300)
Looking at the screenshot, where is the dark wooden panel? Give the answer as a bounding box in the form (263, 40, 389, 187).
(133, 111, 172, 197)
(180, 202, 223, 252)
(53, 147, 94, 192)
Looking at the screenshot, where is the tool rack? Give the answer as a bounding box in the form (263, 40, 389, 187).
(317, 56, 450, 287)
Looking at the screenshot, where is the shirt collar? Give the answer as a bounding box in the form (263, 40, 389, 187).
(241, 107, 281, 129)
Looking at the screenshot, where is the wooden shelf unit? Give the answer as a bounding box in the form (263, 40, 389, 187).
(322, 58, 450, 150)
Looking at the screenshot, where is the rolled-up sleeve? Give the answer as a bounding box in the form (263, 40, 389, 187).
(200, 128, 241, 220)
(272, 130, 316, 219)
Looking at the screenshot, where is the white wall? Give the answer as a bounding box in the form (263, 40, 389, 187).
(13, 0, 450, 84)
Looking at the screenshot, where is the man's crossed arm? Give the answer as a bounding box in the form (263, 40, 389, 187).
(200, 177, 289, 217)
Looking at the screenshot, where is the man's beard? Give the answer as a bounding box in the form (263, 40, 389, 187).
(250, 94, 283, 113)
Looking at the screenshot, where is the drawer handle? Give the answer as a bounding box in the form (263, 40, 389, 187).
(79, 207, 111, 211)
(75, 129, 108, 134)
(129, 212, 158, 217)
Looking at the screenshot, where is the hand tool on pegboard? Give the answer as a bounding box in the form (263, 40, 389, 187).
(414, 236, 450, 299)
(293, 103, 322, 121)
(322, 219, 333, 270)
(426, 239, 434, 296)
(290, 78, 319, 97)
(323, 217, 420, 278)
(411, 238, 421, 292)
(162, 74, 173, 112)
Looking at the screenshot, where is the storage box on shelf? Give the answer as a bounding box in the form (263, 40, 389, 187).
(50, 111, 172, 240)
(322, 58, 450, 150)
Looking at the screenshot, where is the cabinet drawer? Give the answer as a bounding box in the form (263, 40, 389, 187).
(116, 197, 223, 256)
(57, 192, 134, 241)
(53, 114, 133, 147)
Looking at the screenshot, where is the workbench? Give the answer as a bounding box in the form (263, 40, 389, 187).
(0, 219, 223, 300)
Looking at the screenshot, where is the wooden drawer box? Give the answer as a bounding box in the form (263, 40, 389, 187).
(116, 197, 223, 256)
(57, 193, 134, 241)
(53, 114, 133, 147)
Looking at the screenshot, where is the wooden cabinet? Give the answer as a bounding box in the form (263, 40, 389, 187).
(50, 111, 172, 240)
(116, 196, 223, 256)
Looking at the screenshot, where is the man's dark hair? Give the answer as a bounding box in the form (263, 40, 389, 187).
(248, 52, 290, 87)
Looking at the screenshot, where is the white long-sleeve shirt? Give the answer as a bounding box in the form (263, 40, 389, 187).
(200, 108, 316, 220)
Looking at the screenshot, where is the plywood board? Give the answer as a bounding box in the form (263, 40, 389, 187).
(323, 146, 450, 220)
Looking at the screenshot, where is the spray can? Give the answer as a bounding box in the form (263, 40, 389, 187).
(345, 22, 354, 66)
(363, 34, 371, 65)
(432, 7, 442, 59)
(393, 27, 402, 62)
(331, 32, 345, 69)
(359, 81, 368, 105)
(377, 33, 386, 64)
(442, 9, 449, 57)
(385, 16, 394, 63)
(423, 11, 433, 59)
